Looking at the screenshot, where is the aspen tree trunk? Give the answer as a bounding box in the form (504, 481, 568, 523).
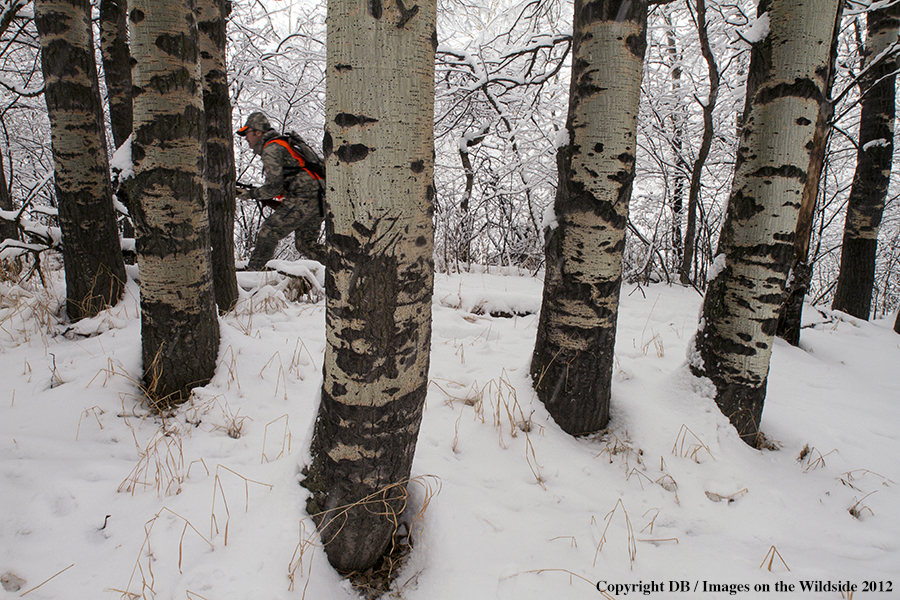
(777, 6, 842, 346)
(459, 146, 474, 266)
(130, 0, 219, 409)
(303, 0, 436, 573)
(664, 9, 686, 274)
(34, 0, 127, 321)
(530, 0, 647, 436)
(0, 147, 16, 243)
(99, 0, 132, 151)
(99, 0, 135, 256)
(691, 0, 841, 445)
(681, 0, 718, 286)
(832, 5, 900, 320)
(197, 0, 238, 312)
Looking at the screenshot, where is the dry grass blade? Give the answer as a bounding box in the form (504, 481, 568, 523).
(848, 491, 877, 520)
(625, 468, 655, 495)
(798, 444, 837, 471)
(593, 499, 637, 568)
(641, 509, 658, 535)
(118, 421, 186, 497)
(76, 405, 104, 440)
(287, 519, 317, 596)
(210, 464, 273, 545)
(19, 563, 74, 596)
(671, 424, 714, 462)
(0, 272, 61, 346)
(655, 474, 678, 499)
(838, 468, 895, 489)
(186, 458, 210, 479)
(430, 378, 484, 414)
(636, 514, 679, 543)
(548, 535, 578, 547)
(216, 344, 241, 390)
(119, 508, 213, 599)
(595, 432, 645, 475)
(638, 537, 679, 544)
(437, 371, 545, 487)
(641, 331, 664, 357)
(759, 545, 790, 572)
(634, 295, 664, 358)
(262, 414, 293, 463)
(215, 401, 250, 439)
(289, 337, 318, 376)
(259, 352, 289, 400)
(523, 434, 546, 490)
(431, 378, 485, 452)
(524, 569, 607, 597)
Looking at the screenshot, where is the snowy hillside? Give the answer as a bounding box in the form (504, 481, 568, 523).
(1, 269, 898, 599)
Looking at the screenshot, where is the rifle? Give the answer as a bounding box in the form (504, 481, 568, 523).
(236, 181, 263, 213)
(237, 181, 282, 211)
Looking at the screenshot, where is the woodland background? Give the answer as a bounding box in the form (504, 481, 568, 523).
(0, 0, 897, 317)
(1, 0, 900, 595)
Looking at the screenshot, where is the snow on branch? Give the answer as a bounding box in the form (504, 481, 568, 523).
(844, 0, 900, 17)
(0, 0, 29, 39)
(0, 169, 62, 262)
(735, 12, 769, 46)
(437, 33, 572, 95)
(0, 78, 43, 98)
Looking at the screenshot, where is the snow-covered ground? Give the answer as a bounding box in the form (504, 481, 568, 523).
(1, 268, 898, 599)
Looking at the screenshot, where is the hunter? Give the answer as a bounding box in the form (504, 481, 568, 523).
(237, 111, 325, 269)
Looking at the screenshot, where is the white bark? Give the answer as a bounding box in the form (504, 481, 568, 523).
(305, 0, 436, 573)
(530, 0, 647, 436)
(692, 0, 842, 443)
(130, 0, 219, 407)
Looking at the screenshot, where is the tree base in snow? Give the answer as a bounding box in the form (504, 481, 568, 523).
(531, 316, 616, 436)
(302, 461, 409, 575)
(692, 365, 767, 448)
(343, 522, 413, 598)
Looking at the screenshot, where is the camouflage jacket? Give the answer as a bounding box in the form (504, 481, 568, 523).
(249, 130, 322, 201)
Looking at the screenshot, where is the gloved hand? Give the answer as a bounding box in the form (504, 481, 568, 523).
(236, 187, 253, 201)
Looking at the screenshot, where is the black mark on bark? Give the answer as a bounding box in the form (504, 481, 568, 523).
(334, 113, 379, 127)
(755, 78, 822, 106)
(395, 0, 419, 28)
(336, 144, 372, 163)
(368, 0, 383, 19)
(155, 33, 197, 62)
(750, 165, 807, 183)
(625, 33, 646, 59)
(729, 190, 765, 220)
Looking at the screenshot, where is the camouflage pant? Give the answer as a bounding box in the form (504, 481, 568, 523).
(248, 182, 325, 269)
